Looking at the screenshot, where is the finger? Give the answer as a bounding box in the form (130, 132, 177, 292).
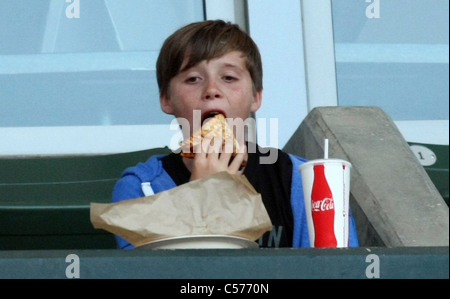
(208, 136, 223, 157)
(228, 144, 247, 173)
(200, 136, 213, 156)
(191, 137, 210, 164)
(217, 137, 233, 164)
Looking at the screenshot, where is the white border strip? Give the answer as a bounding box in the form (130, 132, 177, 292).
(301, 0, 338, 109)
(395, 120, 449, 145)
(0, 51, 158, 74)
(0, 125, 179, 157)
(335, 43, 449, 64)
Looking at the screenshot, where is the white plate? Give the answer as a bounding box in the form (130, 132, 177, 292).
(136, 235, 259, 249)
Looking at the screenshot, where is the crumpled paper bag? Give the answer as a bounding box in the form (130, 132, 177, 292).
(90, 171, 272, 248)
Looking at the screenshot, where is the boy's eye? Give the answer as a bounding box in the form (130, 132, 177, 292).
(186, 77, 200, 83)
(223, 76, 237, 82)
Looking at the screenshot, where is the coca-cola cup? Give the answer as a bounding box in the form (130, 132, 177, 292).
(299, 158, 351, 248)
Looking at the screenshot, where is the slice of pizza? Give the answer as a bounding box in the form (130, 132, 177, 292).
(180, 113, 240, 158)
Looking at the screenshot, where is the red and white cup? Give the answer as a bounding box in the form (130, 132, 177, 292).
(299, 159, 351, 248)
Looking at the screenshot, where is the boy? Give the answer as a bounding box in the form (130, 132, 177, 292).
(112, 20, 359, 249)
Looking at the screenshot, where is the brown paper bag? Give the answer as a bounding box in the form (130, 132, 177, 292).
(90, 171, 272, 247)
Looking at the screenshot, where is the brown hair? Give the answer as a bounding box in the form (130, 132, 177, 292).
(156, 20, 263, 97)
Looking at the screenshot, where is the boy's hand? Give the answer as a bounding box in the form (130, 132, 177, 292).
(189, 137, 247, 181)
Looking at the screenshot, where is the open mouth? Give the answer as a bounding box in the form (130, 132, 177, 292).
(201, 111, 225, 124)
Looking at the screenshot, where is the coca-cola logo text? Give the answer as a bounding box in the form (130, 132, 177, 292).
(312, 198, 335, 212)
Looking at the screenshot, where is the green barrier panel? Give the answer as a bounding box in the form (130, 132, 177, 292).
(0, 147, 172, 250)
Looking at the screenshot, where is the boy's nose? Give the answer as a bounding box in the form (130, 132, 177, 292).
(204, 80, 223, 100)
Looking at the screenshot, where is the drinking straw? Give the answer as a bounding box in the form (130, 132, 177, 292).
(324, 138, 329, 159)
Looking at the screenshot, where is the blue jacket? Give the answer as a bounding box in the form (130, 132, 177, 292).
(112, 154, 359, 249)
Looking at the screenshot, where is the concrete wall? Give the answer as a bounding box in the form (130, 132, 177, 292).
(284, 106, 449, 247)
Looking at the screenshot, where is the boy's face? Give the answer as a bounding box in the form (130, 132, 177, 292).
(160, 51, 262, 137)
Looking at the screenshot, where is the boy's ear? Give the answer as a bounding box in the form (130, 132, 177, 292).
(250, 90, 263, 113)
(160, 94, 175, 115)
